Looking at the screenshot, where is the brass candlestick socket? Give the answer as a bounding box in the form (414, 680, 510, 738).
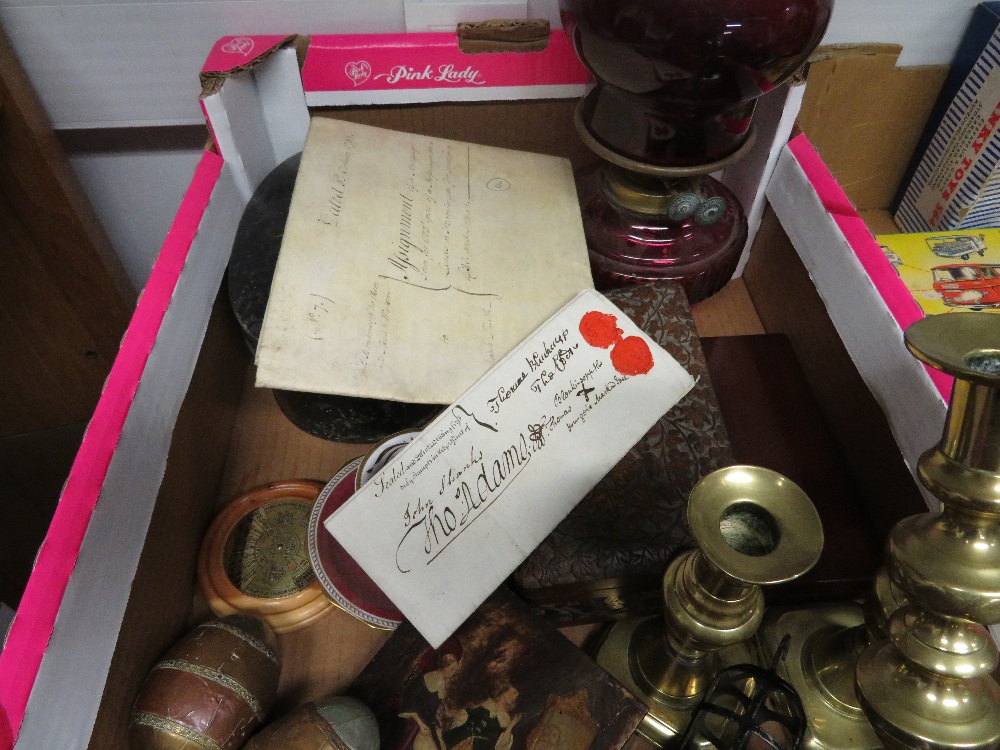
(855, 312, 1000, 750)
(595, 466, 823, 746)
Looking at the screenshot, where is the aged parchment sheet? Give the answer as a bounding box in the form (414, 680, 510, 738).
(254, 117, 593, 404)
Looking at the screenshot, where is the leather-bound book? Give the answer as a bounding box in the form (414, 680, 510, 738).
(348, 586, 646, 750)
(511, 281, 734, 626)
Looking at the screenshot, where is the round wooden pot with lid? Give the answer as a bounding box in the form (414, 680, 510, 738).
(198, 479, 335, 633)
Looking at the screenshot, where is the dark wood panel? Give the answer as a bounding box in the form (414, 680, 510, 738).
(0, 423, 85, 606)
(0, 21, 133, 437)
(0, 190, 116, 432)
(318, 100, 601, 170)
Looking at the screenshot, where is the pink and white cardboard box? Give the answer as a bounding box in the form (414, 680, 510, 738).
(767, 134, 948, 508)
(0, 30, 807, 749)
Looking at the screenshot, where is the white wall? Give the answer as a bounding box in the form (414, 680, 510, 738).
(826, 0, 982, 68)
(0, 0, 983, 291)
(67, 148, 205, 291)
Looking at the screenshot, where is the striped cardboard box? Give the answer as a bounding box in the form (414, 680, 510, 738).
(895, 2, 1000, 231)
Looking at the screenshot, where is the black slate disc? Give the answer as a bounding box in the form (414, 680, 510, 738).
(227, 153, 440, 443)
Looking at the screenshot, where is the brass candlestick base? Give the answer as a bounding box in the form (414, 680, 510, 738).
(596, 617, 760, 747)
(753, 537, 913, 749)
(594, 466, 823, 746)
(857, 608, 1000, 750)
(756, 605, 881, 750)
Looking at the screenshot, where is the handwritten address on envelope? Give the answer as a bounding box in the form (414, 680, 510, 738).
(325, 289, 695, 647)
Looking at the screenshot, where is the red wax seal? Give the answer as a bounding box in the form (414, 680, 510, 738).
(610, 336, 655, 376)
(579, 310, 622, 349)
(580, 309, 655, 376)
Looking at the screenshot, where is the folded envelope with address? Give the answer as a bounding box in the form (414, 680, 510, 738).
(325, 288, 696, 647)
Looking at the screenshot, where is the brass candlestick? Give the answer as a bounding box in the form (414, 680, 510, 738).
(759, 313, 1000, 750)
(854, 312, 1000, 750)
(595, 466, 823, 746)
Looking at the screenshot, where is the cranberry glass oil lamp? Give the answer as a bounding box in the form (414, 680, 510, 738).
(566, 0, 834, 301)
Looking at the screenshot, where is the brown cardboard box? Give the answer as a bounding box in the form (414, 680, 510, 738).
(3, 38, 947, 750)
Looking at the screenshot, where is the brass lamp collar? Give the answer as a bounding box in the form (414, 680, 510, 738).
(573, 102, 757, 178)
(600, 167, 697, 216)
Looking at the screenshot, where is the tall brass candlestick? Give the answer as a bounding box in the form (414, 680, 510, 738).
(595, 466, 823, 746)
(855, 312, 1000, 750)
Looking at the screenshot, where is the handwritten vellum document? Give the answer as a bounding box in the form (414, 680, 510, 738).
(325, 289, 696, 647)
(254, 116, 594, 404)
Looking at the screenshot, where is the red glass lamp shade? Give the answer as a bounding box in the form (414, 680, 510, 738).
(567, 0, 834, 168)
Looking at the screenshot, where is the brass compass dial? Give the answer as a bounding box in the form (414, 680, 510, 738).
(223, 499, 314, 599)
(198, 480, 334, 634)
